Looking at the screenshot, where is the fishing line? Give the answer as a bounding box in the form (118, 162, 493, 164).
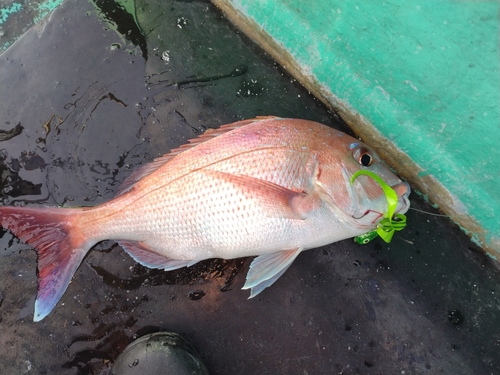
(409, 207, 447, 217)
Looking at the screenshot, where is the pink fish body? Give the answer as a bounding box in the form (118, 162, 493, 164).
(0, 117, 410, 321)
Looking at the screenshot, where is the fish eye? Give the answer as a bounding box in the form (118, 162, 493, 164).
(360, 152, 373, 166)
(352, 147, 374, 167)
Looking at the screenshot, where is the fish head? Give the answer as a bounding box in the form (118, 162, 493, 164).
(315, 135, 410, 229)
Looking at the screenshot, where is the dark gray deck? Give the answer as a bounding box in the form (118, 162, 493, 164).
(0, 1, 499, 374)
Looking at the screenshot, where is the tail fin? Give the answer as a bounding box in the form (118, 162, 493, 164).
(0, 206, 93, 321)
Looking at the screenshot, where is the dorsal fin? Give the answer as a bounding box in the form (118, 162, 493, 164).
(116, 116, 280, 195)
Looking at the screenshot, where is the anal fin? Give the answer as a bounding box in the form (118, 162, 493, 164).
(119, 241, 198, 271)
(242, 247, 303, 298)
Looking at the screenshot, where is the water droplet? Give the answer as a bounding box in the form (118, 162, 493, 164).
(161, 50, 170, 63)
(448, 309, 465, 326)
(176, 17, 187, 29)
(188, 290, 205, 300)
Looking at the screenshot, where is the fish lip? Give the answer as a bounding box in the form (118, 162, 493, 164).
(392, 180, 411, 215)
(397, 194, 411, 215)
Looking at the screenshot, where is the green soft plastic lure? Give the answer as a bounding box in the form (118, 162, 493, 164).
(350, 170, 407, 244)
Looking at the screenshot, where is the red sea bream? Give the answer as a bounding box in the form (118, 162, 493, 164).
(0, 117, 410, 321)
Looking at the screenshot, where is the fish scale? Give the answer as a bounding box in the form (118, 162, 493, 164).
(92, 148, 315, 255)
(0, 117, 410, 320)
(122, 169, 291, 258)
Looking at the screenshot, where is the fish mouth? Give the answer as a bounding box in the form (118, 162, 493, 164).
(352, 180, 411, 225)
(392, 180, 411, 215)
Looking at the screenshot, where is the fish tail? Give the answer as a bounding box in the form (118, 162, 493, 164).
(0, 205, 94, 321)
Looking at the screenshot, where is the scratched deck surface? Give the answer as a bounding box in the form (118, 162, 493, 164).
(0, 1, 499, 374)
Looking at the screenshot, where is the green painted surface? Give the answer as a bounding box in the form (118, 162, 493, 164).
(0, 2, 22, 23)
(215, 0, 500, 257)
(0, 0, 64, 52)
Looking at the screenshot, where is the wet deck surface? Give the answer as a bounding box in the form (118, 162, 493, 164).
(0, 1, 499, 374)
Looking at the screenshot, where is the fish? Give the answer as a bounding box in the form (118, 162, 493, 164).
(0, 116, 410, 321)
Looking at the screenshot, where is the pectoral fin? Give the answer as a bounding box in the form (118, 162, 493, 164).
(119, 241, 199, 271)
(203, 170, 321, 220)
(243, 248, 303, 298)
